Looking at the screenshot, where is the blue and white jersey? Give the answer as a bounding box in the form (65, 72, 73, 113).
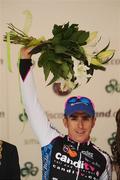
(19, 59, 112, 180)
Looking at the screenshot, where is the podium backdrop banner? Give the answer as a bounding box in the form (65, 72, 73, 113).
(0, 0, 120, 179)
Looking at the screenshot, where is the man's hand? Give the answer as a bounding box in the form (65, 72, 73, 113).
(20, 44, 42, 59)
(20, 47, 33, 59)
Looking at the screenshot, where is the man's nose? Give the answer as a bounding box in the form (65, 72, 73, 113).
(77, 119, 84, 128)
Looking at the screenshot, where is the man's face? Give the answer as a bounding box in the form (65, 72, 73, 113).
(63, 111, 96, 143)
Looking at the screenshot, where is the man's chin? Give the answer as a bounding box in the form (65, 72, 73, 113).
(75, 137, 89, 143)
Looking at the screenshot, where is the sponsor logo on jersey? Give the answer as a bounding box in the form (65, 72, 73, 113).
(81, 150, 94, 159)
(55, 152, 95, 171)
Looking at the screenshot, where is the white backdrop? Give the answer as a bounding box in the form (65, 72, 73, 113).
(0, 0, 120, 179)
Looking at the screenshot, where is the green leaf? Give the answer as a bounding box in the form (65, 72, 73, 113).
(38, 52, 48, 67)
(52, 24, 63, 36)
(54, 45, 67, 53)
(60, 62, 70, 79)
(49, 61, 60, 75)
(52, 34, 62, 45)
(79, 46, 85, 54)
(70, 31, 89, 45)
(91, 64, 106, 71)
(51, 54, 65, 64)
(70, 23, 79, 31)
(53, 58, 64, 64)
(43, 63, 51, 81)
(63, 24, 78, 39)
(63, 57, 73, 64)
(77, 31, 89, 44)
(47, 75, 59, 86)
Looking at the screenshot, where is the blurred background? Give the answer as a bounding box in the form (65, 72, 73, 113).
(0, 0, 120, 179)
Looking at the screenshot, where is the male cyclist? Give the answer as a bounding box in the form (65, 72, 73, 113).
(19, 47, 112, 180)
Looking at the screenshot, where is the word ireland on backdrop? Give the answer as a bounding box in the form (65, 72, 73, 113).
(3, 22, 115, 92)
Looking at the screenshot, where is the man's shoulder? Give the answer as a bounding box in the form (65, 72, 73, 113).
(91, 142, 111, 160)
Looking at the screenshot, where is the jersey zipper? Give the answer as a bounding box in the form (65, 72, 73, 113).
(76, 143, 81, 180)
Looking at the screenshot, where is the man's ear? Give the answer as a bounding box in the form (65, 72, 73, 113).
(92, 118, 96, 128)
(63, 117, 68, 128)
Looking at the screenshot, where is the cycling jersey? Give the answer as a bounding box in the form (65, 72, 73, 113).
(19, 59, 112, 180)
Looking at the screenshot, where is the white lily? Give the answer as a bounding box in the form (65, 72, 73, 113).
(73, 61, 92, 85)
(97, 49, 115, 63)
(84, 47, 95, 65)
(60, 79, 76, 92)
(74, 61, 89, 77)
(56, 73, 76, 92)
(83, 32, 101, 65)
(86, 31, 98, 45)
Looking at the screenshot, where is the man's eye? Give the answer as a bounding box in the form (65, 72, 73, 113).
(82, 116, 90, 120)
(69, 116, 77, 120)
(70, 117, 77, 120)
(69, 115, 91, 121)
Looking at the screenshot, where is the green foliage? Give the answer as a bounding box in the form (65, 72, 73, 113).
(36, 23, 90, 84)
(3, 22, 115, 89)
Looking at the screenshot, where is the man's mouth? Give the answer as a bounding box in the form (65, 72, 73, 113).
(75, 130, 85, 135)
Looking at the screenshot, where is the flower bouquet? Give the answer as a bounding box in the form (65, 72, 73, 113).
(3, 22, 115, 92)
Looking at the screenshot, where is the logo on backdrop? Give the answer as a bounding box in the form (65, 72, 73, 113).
(18, 109, 117, 125)
(0, 111, 5, 118)
(107, 132, 116, 147)
(20, 161, 39, 178)
(107, 58, 120, 65)
(19, 109, 28, 122)
(105, 79, 120, 93)
(47, 110, 117, 119)
(0, 58, 3, 65)
(107, 132, 116, 162)
(24, 138, 39, 145)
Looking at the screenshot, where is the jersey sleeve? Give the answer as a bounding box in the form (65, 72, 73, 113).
(99, 154, 112, 180)
(19, 59, 60, 147)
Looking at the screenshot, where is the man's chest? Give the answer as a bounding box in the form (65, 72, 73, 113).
(42, 139, 104, 180)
